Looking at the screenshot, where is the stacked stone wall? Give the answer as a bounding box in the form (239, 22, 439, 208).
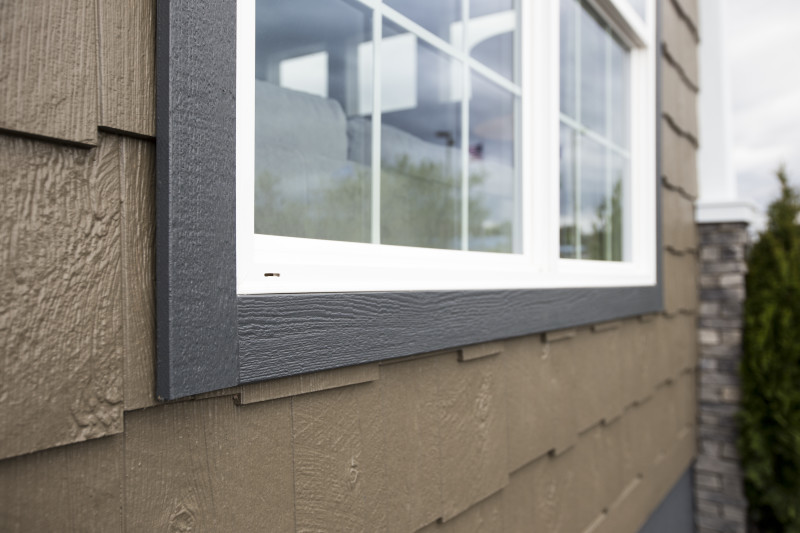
(695, 222, 749, 533)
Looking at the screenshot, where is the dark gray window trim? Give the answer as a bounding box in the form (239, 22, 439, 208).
(155, 0, 664, 400)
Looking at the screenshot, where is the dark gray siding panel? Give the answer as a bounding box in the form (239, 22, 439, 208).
(638, 467, 695, 533)
(238, 286, 661, 383)
(155, 0, 239, 399)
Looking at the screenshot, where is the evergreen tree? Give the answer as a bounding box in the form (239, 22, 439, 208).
(739, 166, 800, 532)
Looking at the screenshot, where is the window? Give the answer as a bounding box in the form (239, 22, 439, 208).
(155, 0, 661, 400)
(236, 0, 657, 294)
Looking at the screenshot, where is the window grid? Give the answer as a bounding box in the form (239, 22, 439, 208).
(355, 0, 522, 250)
(560, 0, 631, 261)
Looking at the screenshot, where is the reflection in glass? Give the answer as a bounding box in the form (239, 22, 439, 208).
(384, 0, 461, 42)
(469, 70, 518, 253)
(254, 0, 373, 243)
(559, 0, 631, 261)
(610, 35, 630, 149)
(468, 0, 518, 81)
(580, 3, 607, 136)
(626, 0, 647, 21)
(578, 136, 608, 260)
(379, 20, 463, 250)
(559, 124, 577, 258)
(559, 0, 577, 119)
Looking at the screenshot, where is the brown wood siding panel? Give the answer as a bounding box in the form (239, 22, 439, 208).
(438, 353, 509, 521)
(123, 395, 296, 532)
(120, 138, 157, 411)
(0, 0, 98, 146)
(417, 490, 505, 533)
(98, 0, 156, 137)
(662, 185, 697, 253)
(671, 0, 699, 40)
(504, 335, 578, 472)
(0, 133, 123, 460)
(0, 435, 123, 533)
(662, 0, 699, 88)
(292, 381, 388, 532)
(549, 326, 626, 434)
(379, 357, 444, 533)
(662, 60, 698, 143)
(661, 121, 698, 198)
(664, 251, 699, 315)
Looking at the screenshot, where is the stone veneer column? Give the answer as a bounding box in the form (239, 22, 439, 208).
(694, 222, 749, 533)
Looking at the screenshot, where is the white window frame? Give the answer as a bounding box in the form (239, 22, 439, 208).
(235, 0, 657, 295)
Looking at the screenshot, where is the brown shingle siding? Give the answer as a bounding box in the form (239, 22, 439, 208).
(97, 0, 156, 138)
(0, 133, 124, 460)
(0, 0, 98, 146)
(663, 0, 700, 89)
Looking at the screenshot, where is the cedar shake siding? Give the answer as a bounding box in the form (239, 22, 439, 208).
(0, 0, 700, 531)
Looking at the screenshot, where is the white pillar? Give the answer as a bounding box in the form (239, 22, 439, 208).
(696, 0, 759, 224)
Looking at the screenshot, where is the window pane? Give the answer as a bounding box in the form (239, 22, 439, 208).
(254, 0, 373, 243)
(610, 152, 630, 261)
(610, 34, 630, 149)
(626, 0, 647, 21)
(559, 0, 577, 118)
(468, 0, 518, 82)
(577, 136, 627, 261)
(580, 2, 607, 136)
(384, 0, 461, 42)
(560, 124, 577, 258)
(578, 135, 608, 260)
(469, 70, 518, 253)
(380, 20, 463, 250)
(560, 0, 631, 262)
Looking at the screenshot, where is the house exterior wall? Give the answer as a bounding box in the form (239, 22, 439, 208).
(0, 0, 701, 531)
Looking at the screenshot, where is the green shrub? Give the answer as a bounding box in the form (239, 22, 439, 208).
(739, 167, 800, 532)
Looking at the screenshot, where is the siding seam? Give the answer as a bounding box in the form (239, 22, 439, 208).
(669, 0, 700, 42)
(661, 45, 699, 93)
(662, 113, 698, 149)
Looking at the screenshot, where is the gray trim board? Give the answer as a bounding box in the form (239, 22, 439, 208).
(638, 467, 695, 533)
(156, 0, 664, 400)
(155, 0, 239, 399)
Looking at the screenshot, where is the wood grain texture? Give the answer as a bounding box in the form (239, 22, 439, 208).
(500, 458, 538, 532)
(379, 356, 443, 532)
(438, 352, 508, 521)
(98, 0, 156, 137)
(417, 490, 505, 533)
(237, 363, 379, 405)
(0, 0, 98, 145)
(550, 327, 627, 433)
(0, 133, 123, 460)
(504, 335, 577, 472)
(120, 137, 157, 411)
(156, 0, 238, 399)
(238, 286, 662, 386)
(292, 382, 388, 532)
(0, 435, 123, 533)
(124, 395, 295, 532)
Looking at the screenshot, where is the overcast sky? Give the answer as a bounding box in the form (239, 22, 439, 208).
(725, 0, 800, 213)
